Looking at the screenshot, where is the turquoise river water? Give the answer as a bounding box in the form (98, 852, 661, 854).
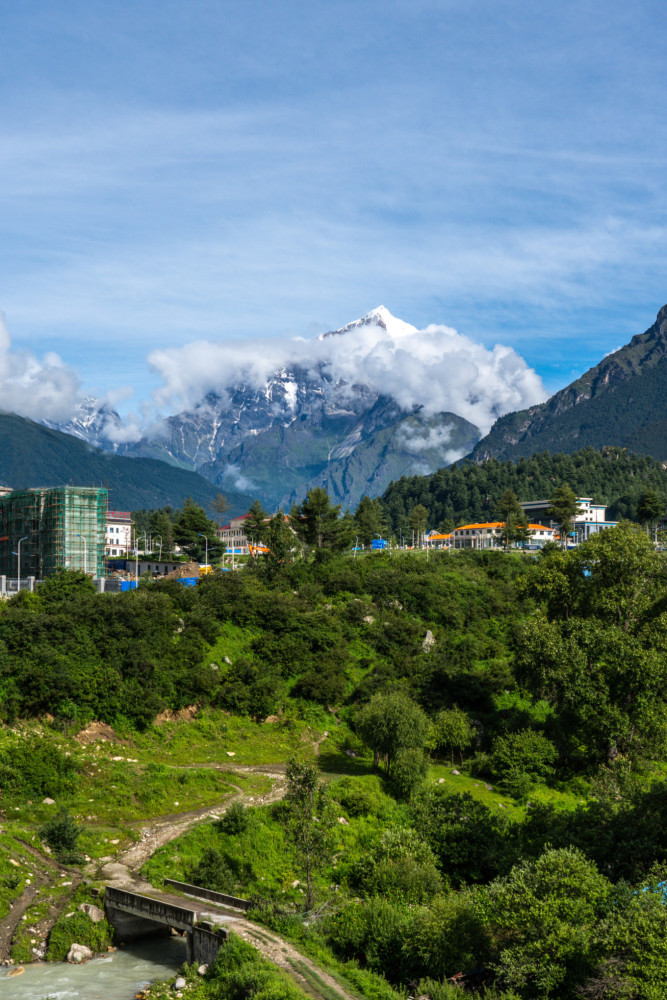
(0, 935, 186, 999)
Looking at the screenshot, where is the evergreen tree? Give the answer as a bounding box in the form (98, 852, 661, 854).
(408, 504, 428, 546)
(548, 482, 580, 548)
(244, 499, 268, 545)
(637, 489, 664, 541)
(290, 487, 344, 550)
(354, 495, 386, 548)
(494, 488, 526, 551)
(207, 493, 231, 530)
(173, 498, 223, 562)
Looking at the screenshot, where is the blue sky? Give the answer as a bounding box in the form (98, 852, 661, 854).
(2, 0, 667, 415)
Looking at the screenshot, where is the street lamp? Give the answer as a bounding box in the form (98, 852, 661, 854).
(135, 530, 146, 586)
(197, 532, 209, 571)
(14, 536, 27, 591)
(76, 533, 87, 575)
(154, 535, 163, 562)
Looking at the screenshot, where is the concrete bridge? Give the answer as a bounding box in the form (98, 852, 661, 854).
(104, 883, 246, 966)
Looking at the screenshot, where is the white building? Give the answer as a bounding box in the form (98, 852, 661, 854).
(106, 510, 133, 556)
(453, 521, 556, 549)
(218, 513, 252, 555)
(520, 498, 618, 544)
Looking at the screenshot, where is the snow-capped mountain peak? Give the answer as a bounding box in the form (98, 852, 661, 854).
(319, 306, 418, 341)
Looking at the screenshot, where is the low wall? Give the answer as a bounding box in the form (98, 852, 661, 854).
(191, 924, 230, 966)
(164, 878, 252, 912)
(105, 886, 195, 932)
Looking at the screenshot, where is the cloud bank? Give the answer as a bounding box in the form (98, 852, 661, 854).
(146, 308, 546, 438)
(0, 313, 82, 422)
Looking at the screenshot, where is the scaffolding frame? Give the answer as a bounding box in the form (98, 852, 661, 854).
(0, 487, 108, 579)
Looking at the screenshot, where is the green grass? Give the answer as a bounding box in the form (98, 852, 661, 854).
(426, 762, 588, 821)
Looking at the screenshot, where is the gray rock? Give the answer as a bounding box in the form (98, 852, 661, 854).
(197, 964, 208, 976)
(338, 816, 349, 825)
(451, 769, 460, 776)
(78, 902, 105, 923)
(42, 797, 55, 805)
(422, 629, 436, 651)
(174, 976, 187, 989)
(438, 777, 445, 784)
(224, 656, 232, 665)
(67, 943, 93, 964)
(485, 783, 494, 791)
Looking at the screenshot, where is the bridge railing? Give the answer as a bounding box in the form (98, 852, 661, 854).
(105, 885, 196, 930)
(164, 878, 253, 912)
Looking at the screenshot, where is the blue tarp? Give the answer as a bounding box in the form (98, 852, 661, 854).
(371, 539, 388, 550)
(119, 580, 138, 591)
(176, 577, 199, 587)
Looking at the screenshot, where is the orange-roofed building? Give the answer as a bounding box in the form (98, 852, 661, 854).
(453, 522, 555, 550)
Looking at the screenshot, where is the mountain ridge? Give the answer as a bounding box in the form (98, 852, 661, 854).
(471, 305, 667, 463)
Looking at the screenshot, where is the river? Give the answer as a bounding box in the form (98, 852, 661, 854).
(0, 935, 186, 999)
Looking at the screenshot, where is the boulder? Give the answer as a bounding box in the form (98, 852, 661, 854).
(451, 769, 460, 775)
(42, 797, 55, 805)
(422, 630, 436, 651)
(67, 943, 93, 964)
(197, 964, 208, 976)
(174, 976, 187, 988)
(78, 902, 105, 923)
(338, 816, 349, 825)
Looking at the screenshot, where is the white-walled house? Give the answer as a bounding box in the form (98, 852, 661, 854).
(106, 510, 132, 556)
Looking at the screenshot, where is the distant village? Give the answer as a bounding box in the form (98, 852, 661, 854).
(0, 483, 620, 595)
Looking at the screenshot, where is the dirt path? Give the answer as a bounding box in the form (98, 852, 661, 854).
(98, 767, 287, 886)
(233, 918, 355, 1000)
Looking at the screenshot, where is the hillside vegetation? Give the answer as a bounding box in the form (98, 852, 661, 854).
(3, 527, 667, 997)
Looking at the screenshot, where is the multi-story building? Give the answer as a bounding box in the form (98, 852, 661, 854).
(453, 521, 556, 549)
(520, 498, 618, 544)
(218, 514, 252, 555)
(0, 486, 108, 579)
(106, 510, 133, 556)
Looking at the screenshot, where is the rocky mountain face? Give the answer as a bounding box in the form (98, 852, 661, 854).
(471, 305, 667, 463)
(48, 308, 485, 509)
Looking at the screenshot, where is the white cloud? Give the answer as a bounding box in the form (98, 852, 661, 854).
(0, 312, 82, 422)
(147, 309, 546, 437)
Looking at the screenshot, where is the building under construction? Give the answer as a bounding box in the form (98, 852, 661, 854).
(0, 487, 108, 580)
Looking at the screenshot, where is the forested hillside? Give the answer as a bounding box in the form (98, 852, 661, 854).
(4, 529, 667, 998)
(381, 446, 667, 531)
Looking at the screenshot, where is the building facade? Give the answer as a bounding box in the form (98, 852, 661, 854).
(106, 510, 133, 556)
(218, 514, 252, 555)
(453, 521, 556, 549)
(520, 497, 618, 544)
(0, 486, 108, 579)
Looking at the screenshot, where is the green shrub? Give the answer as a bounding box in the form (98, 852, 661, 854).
(47, 911, 113, 961)
(391, 748, 428, 801)
(186, 847, 235, 892)
(491, 729, 558, 790)
(353, 828, 442, 903)
(217, 801, 249, 835)
(0, 735, 76, 799)
(39, 809, 84, 863)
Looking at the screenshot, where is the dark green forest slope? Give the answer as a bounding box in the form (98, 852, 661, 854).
(381, 446, 667, 531)
(471, 303, 667, 462)
(0, 413, 252, 512)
